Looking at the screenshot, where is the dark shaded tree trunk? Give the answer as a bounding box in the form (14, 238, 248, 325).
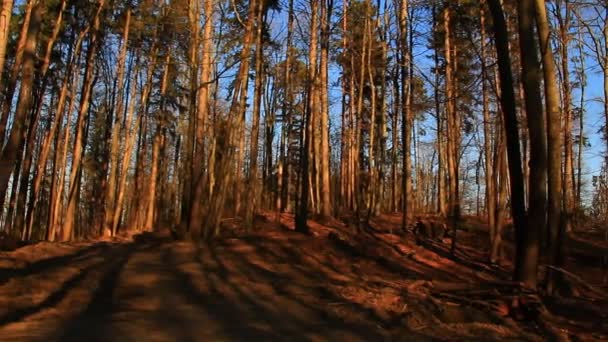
(487, 0, 535, 289)
(0, 4, 41, 219)
(534, 0, 565, 295)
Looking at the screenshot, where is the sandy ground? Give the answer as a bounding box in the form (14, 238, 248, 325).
(0, 213, 606, 341)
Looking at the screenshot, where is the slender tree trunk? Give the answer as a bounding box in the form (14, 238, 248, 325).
(319, 0, 332, 218)
(24, 0, 68, 239)
(130, 93, 146, 228)
(431, 5, 446, 216)
(534, 0, 565, 295)
(349, 38, 357, 212)
(15, 95, 43, 238)
(104, 8, 131, 236)
(353, 1, 368, 229)
(557, 1, 574, 234)
(0, 3, 40, 219)
(516, 0, 547, 278)
(46, 119, 62, 241)
(180, 0, 200, 235)
(113, 49, 155, 236)
(49, 56, 83, 242)
(487, 0, 534, 289)
(480, 4, 497, 260)
(278, 0, 295, 215)
(145, 131, 161, 232)
(366, 7, 377, 221)
(4, 135, 26, 234)
(233, 0, 260, 220)
(376, 5, 389, 216)
(244, 1, 265, 229)
(604, 5, 608, 168)
(444, 5, 460, 253)
(144, 54, 170, 232)
(0, 0, 33, 143)
(491, 118, 508, 262)
(296, 0, 319, 233)
(62, 1, 105, 242)
(204, 0, 258, 238)
(189, 0, 215, 239)
(575, 30, 585, 221)
(0, 0, 14, 82)
(263, 75, 276, 210)
(399, 0, 411, 230)
(391, 71, 399, 213)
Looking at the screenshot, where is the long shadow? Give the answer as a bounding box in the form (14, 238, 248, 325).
(0, 228, 537, 340)
(213, 258, 384, 339)
(543, 297, 608, 336)
(167, 247, 288, 340)
(347, 221, 482, 282)
(0, 244, 131, 326)
(199, 250, 328, 337)
(326, 231, 459, 282)
(417, 238, 511, 280)
(55, 241, 159, 341)
(170, 238, 432, 340)
(0, 242, 113, 286)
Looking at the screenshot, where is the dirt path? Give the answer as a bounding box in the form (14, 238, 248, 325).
(0, 235, 394, 341)
(0, 238, 262, 341)
(0, 217, 605, 341)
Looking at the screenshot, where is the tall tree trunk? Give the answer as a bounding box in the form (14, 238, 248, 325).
(244, 0, 265, 229)
(24, 0, 68, 240)
(399, 0, 411, 230)
(319, 0, 332, 218)
(487, 0, 534, 289)
(233, 0, 260, 220)
(534, 0, 565, 295)
(62, 1, 105, 242)
(491, 117, 508, 262)
(180, 0, 201, 235)
(444, 5, 460, 253)
(0, 3, 40, 219)
(391, 70, 399, 213)
(4, 134, 26, 234)
(480, 3, 497, 261)
(189, 0, 215, 239)
(366, 5, 377, 220)
(296, 0, 319, 233)
(263, 75, 277, 211)
(604, 5, 608, 169)
(144, 54, 170, 232)
(49, 55, 83, 242)
(278, 0, 295, 215)
(112, 48, 155, 236)
(557, 0, 574, 234)
(104, 8, 131, 236)
(432, 5, 446, 216)
(204, 0, 258, 238)
(353, 0, 368, 229)
(46, 118, 63, 241)
(375, 3, 389, 216)
(516, 0, 547, 281)
(575, 29, 585, 221)
(0, 0, 14, 81)
(14, 94, 43, 238)
(0, 0, 33, 143)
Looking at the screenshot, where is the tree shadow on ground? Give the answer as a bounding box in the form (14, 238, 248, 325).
(169, 238, 432, 341)
(0, 243, 113, 286)
(0, 227, 572, 341)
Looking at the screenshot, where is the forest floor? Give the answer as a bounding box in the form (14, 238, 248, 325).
(0, 213, 607, 341)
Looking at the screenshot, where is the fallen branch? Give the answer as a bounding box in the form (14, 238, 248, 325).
(544, 265, 608, 299)
(430, 280, 529, 294)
